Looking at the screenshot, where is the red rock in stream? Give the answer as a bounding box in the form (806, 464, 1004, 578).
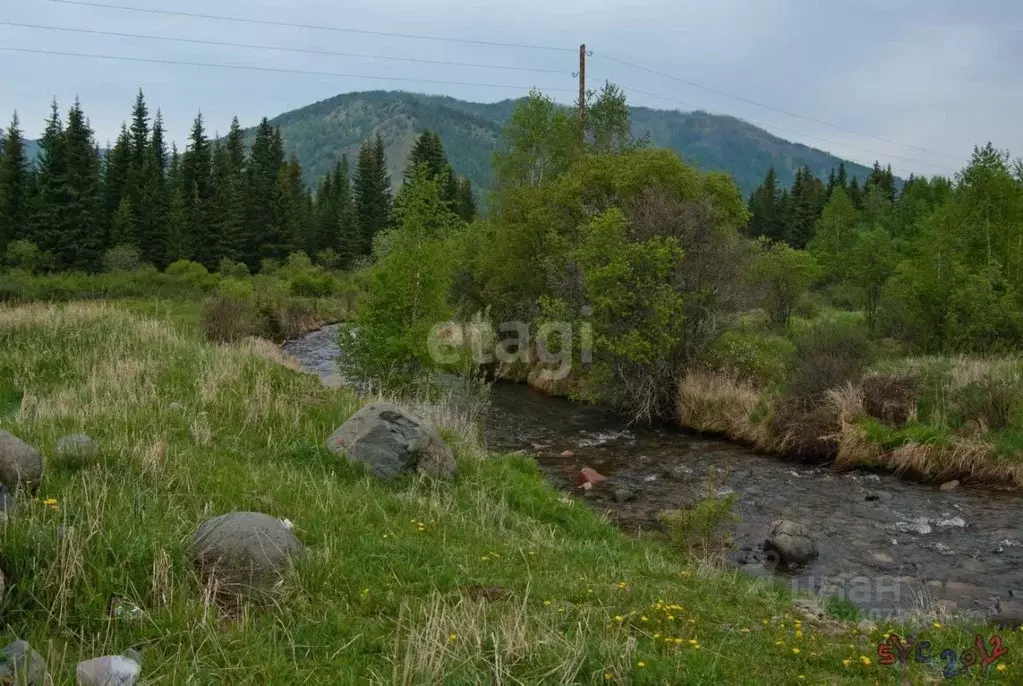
(576, 467, 607, 488)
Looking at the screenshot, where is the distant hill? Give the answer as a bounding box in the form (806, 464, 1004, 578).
(262, 90, 878, 198)
(21, 91, 880, 200)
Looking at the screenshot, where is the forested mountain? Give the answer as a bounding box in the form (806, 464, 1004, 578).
(261, 90, 878, 197)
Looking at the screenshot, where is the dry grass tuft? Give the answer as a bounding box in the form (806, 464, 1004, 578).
(677, 371, 761, 441)
(387, 592, 622, 685)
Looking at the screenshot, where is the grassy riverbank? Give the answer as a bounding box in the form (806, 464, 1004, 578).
(0, 301, 1016, 683)
(676, 311, 1023, 489)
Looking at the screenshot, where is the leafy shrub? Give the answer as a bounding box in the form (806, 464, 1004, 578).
(217, 258, 250, 279)
(199, 295, 256, 343)
(659, 474, 739, 556)
(952, 375, 1017, 432)
(769, 320, 874, 458)
(786, 320, 874, 401)
(3, 240, 49, 273)
(165, 260, 217, 291)
(750, 240, 822, 327)
(103, 244, 143, 272)
(701, 330, 793, 389)
(860, 371, 922, 427)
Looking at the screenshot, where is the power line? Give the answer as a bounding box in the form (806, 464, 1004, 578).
(594, 51, 961, 163)
(46, 0, 575, 53)
(0, 46, 580, 93)
(0, 21, 568, 75)
(617, 84, 958, 176)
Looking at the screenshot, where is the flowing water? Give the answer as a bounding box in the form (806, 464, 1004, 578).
(285, 325, 1022, 620)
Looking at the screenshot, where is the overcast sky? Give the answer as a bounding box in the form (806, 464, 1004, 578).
(2, 0, 1020, 178)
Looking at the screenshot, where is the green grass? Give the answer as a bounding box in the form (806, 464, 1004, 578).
(0, 301, 1017, 683)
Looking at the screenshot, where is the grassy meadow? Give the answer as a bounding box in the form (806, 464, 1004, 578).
(0, 300, 1017, 683)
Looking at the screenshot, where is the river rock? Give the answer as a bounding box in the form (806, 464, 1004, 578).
(325, 403, 456, 480)
(559, 450, 574, 458)
(575, 467, 606, 487)
(0, 640, 47, 685)
(0, 431, 43, 493)
(939, 480, 960, 492)
(76, 650, 141, 686)
(188, 512, 304, 597)
(613, 488, 636, 503)
(763, 519, 818, 568)
(55, 433, 99, 463)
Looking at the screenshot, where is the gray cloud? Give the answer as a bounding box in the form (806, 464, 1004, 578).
(1, 0, 1019, 177)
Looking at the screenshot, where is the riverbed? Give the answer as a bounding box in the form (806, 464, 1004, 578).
(285, 325, 1021, 620)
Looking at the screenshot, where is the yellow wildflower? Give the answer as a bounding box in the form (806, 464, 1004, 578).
(448, 633, 457, 642)
(842, 659, 852, 667)
(996, 664, 1007, 672)
(740, 628, 751, 633)
(637, 661, 645, 668)
(543, 600, 552, 607)
(795, 630, 803, 639)
(614, 615, 624, 623)
(792, 648, 800, 655)
(859, 656, 871, 666)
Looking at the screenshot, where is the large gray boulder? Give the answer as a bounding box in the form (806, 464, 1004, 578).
(75, 650, 141, 686)
(763, 519, 818, 568)
(188, 512, 304, 598)
(55, 433, 99, 464)
(0, 640, 47, 685)
(0, 431, 42, 493)
(325, 403, 457, 480)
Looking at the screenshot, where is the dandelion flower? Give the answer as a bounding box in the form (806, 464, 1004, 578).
(859, 656, 871, 666)
(674, 638, 683, 645)
(795, 630, 803, 639)
(740, 628, 751, 633)
(641, 616, 648, 622)
(614, 615, 624, 623)
(544, 600, 552, 607)
(653, 633, 661, 639)
(776, 641, 784, 646)
(604, 672, 613, 680)
(933, 622, 942, 629)
(842, 659, 852, 667)
(792, 648, 800, 655)
(997, 664, 1007, 672)
(637, 661, 645, 668)
(449, 633, 458, 642)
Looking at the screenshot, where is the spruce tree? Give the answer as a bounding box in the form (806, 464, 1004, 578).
(225, 116, 246, 176)
(746, 166, 782, 240)
(268, 157, 307, 260)
(354, 134, 392, 255)
(110, 196, 135, 247)
(104, 125, 133, 226)
(180, 111, 213, 264)
(333, 155, 357, 264)
(136, 109, 169, 266)
(129, 89, 150, 172)
(58, 99, 104, 270)
(245, 118, 285, 267)
(0, 112, 29, 252)
(454, 177, 477, 222)
(209, 143, 246, 264)
(31, 100, 66, 255)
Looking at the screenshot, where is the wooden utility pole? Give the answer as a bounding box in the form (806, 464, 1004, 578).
(577, 43, 587, 124)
